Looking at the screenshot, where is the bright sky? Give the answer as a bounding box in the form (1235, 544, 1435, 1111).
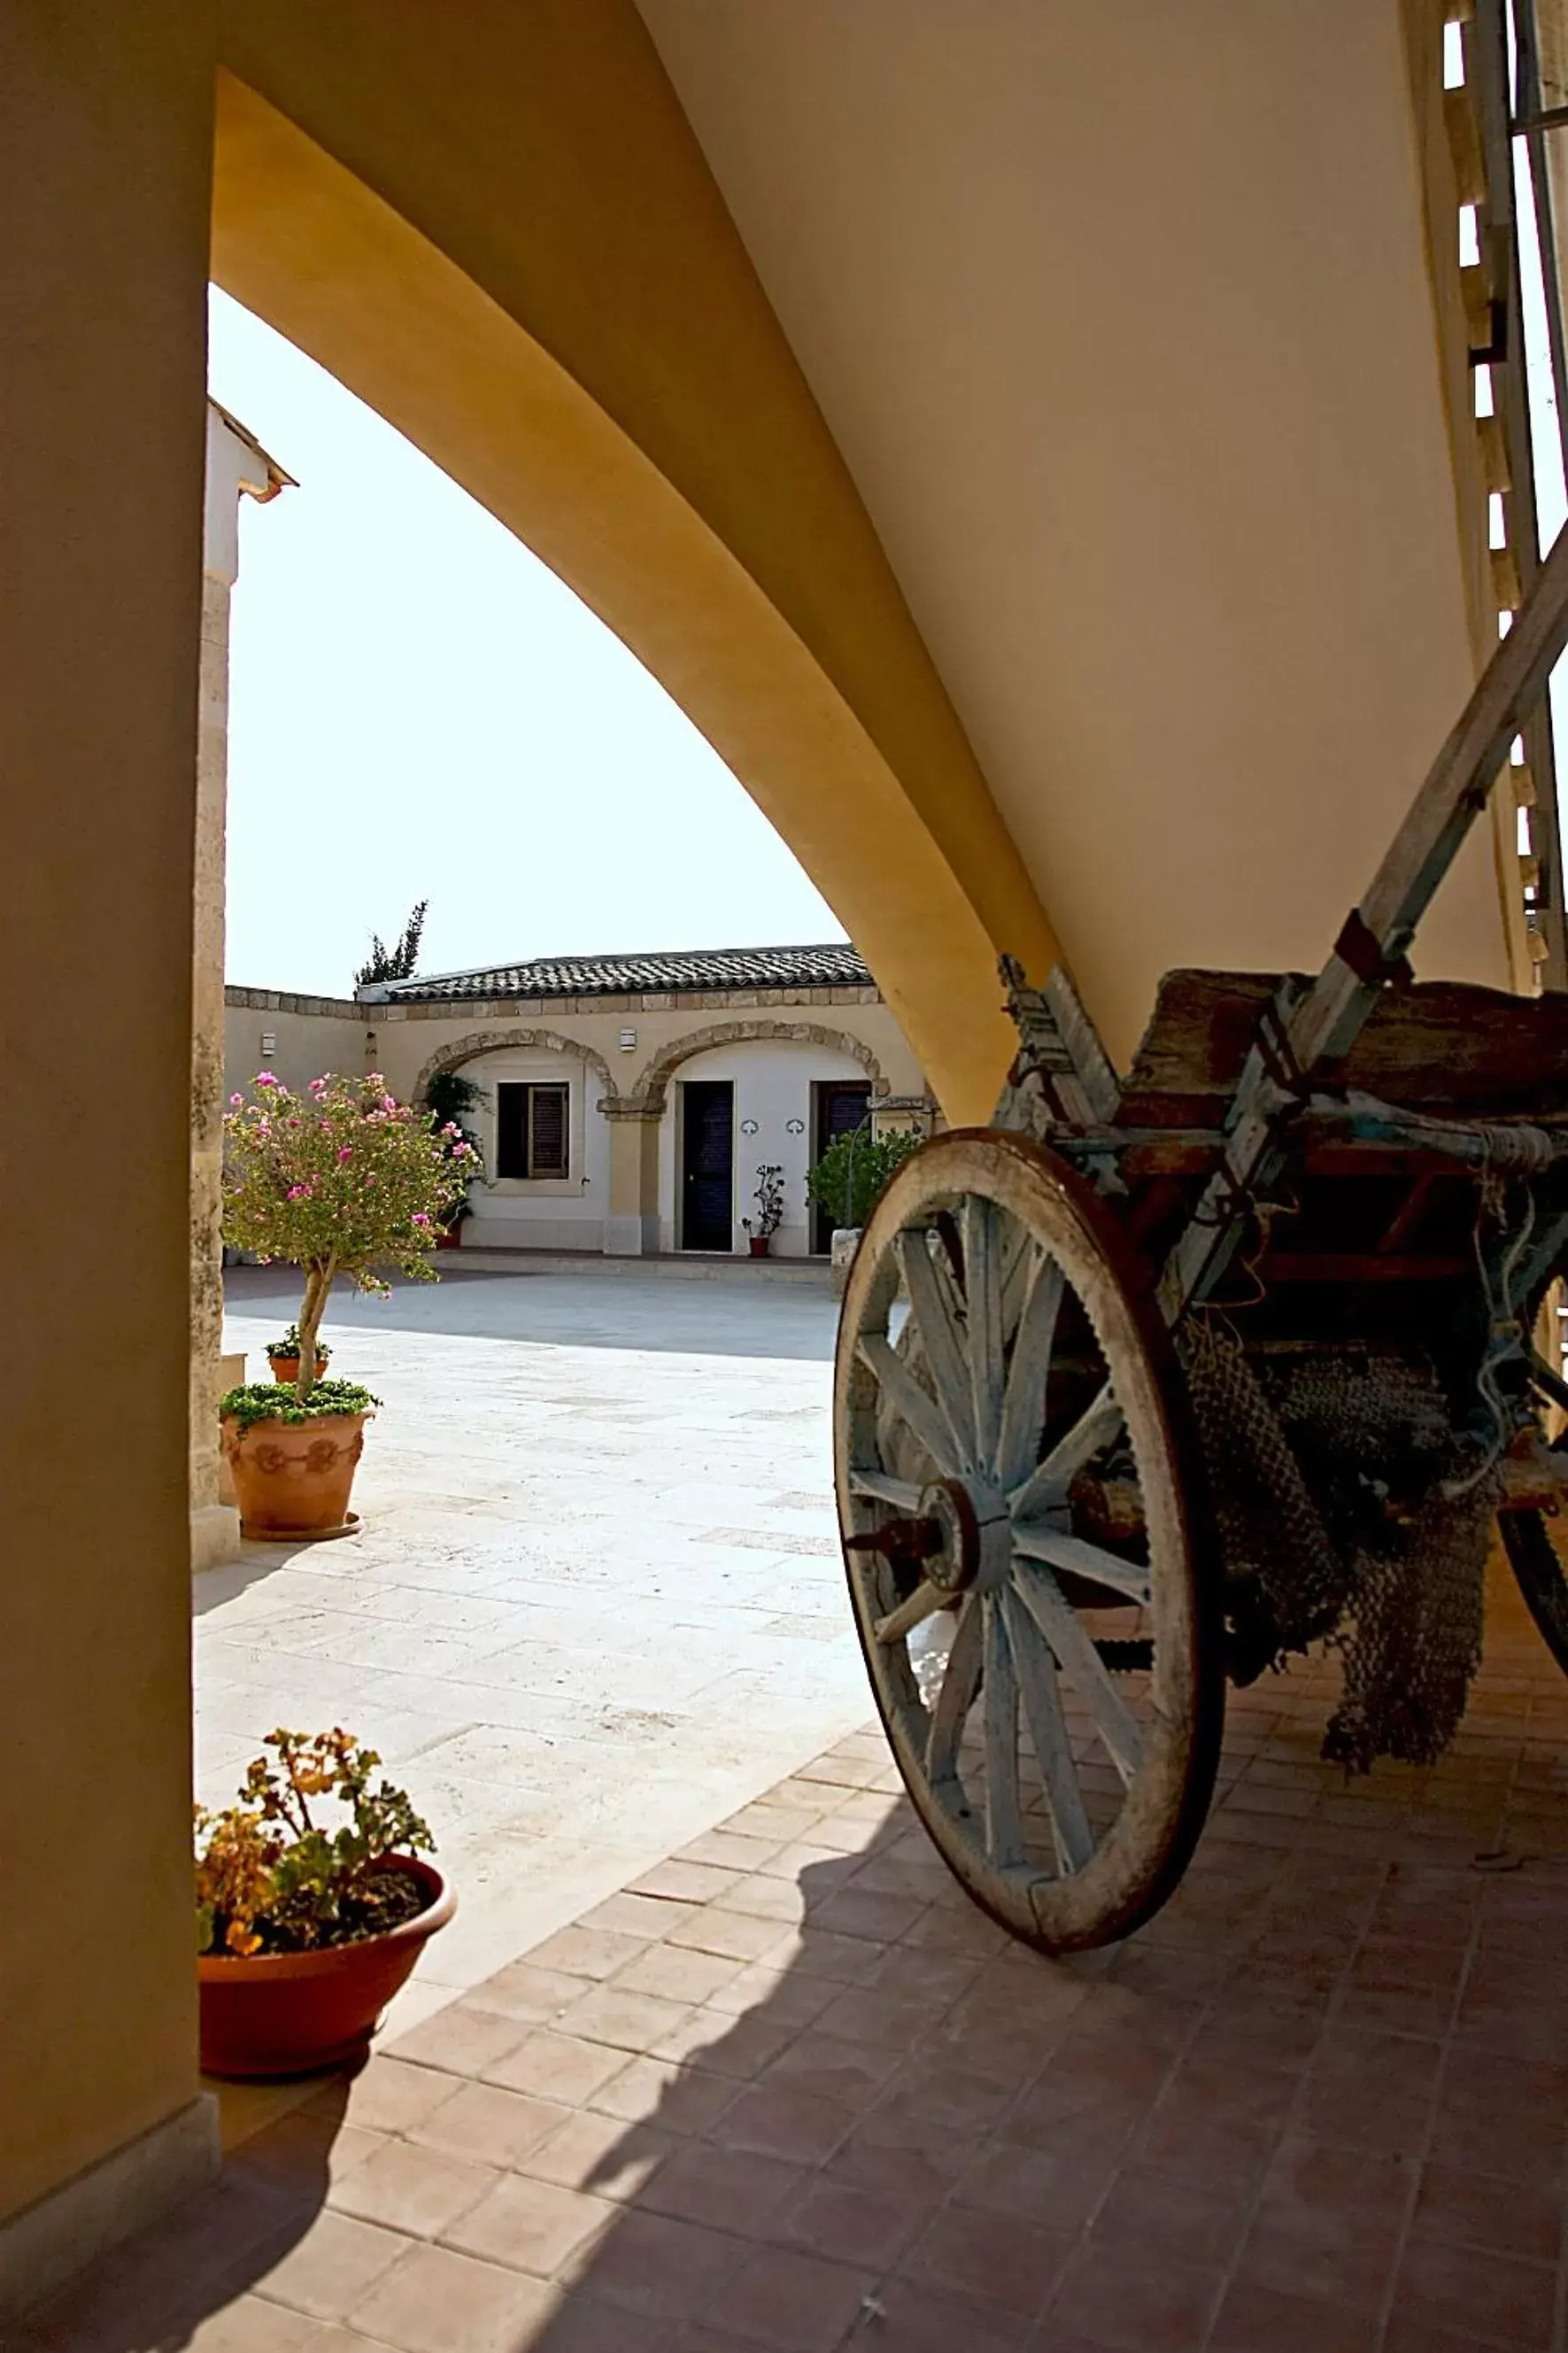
(208, 289, 845, 997)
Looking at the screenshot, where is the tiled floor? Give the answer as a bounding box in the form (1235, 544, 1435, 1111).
(28, 1561, 1568, 2351)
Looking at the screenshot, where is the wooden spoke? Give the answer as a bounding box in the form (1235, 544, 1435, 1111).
(964, 1198, 1006, 1470)
(925, 1591, 983, 1785)
(1011, 1523, 1152, 1608)
(848, 1468, 924, 1512)
(896, 1230, 977, 1468)
(857, 1334, 960, 1475)
(1000, 1583, 1093, 1874)
(1012, 1565, 1144, 1785)
(874, 1580, 946, 1645)
(995, 1253, 1065, 1490)
(982, 1595, 1024, 1868)
(1008, 1382, 1124, 1519)
(999, 1219, 1037, 1343)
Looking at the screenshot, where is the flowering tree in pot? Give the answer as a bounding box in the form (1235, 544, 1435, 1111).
(219, 1071, 475, 1536)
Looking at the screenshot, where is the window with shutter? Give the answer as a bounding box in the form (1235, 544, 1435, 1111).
(529, 1085, 568, 1177)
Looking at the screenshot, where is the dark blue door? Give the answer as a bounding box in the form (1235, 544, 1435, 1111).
(681, 1080, 734, 1250)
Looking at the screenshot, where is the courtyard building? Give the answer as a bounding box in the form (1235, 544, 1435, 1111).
(226, 944, 936, 1258)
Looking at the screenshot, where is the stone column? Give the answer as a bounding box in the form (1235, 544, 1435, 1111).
(191, 406, 291, 1571)
(601, 1099, 661, 1255)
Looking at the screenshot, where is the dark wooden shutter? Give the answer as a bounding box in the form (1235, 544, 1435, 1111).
(495, 1084, 528, 1179)
(529, 1084, 568, 1177)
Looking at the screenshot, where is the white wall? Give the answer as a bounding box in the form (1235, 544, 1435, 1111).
(457, 1045, 608, 1251)
(658, 1038, 868, 1256)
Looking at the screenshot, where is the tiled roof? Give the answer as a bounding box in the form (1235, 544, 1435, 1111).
(366, 943, 875, 1004)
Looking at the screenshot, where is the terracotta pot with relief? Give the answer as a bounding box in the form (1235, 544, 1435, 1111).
(199, 1857, 454, 2078)
(220, 1382, 378, 1541)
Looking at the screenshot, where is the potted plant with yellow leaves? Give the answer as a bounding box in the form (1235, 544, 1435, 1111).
(197, 1727, 454, 2077)
(219, 1071, 475, 1538)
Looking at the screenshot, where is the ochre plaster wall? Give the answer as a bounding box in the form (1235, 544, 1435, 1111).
(0, 1, 214, 2241)
(208, 3, 1056, 1123)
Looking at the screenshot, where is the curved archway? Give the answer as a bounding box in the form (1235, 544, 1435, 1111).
(413, 1026, 614, 1106)
(630, 1018, 887, 1115)
(209, 35, 1058, 1123)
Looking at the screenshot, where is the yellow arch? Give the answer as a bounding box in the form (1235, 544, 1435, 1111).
(210, 4, 1057, 1122)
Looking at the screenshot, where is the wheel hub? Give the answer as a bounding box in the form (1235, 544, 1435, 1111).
(919, 1475, 1010, 1596)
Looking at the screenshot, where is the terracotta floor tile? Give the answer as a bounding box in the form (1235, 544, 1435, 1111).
(474, 1959, 606, 2023)
(630, 1856, 746, 1905)
(806, 1985, 951, 2050)
(1045, 2242, 1224, 2351)
(699, 2243, 877, 2351)
(900, 2202, 1072, 2318)
(589, 2054, 740, 2138)
(252, 2210, 416, 2322)
(228, 2110, 385, 2197)
(522, 2295, 670, 2352)
(807, 1886, 925, 1944)
(614, 1940, 745, 2007)
(565, 2207, 745, 2320)
(1206, 2275, 1381, 2352)
(1389, 2233, 1557, 2348)
(328, 2137, 499, 2238)
(703, 1964, 837, 2025)
(650, 2009, 799, 2079)
(443, 2171, 618, 2278)
(842, 2276, 1031, 2350)
(874, 2055, 1019, 2138)
(760, 2028, 900, 2109)
(1086, 2164, 1254, 2270)
(770, 1926, 884, 1985)
(347, 2241, 556, 2352)
(385, 2000, 529, 2081)
(708, 2081, 857, 2166)
(640, 2142, 806, 2236)
(675, 1828, 788, 1872)
(516, 2106, 675, 2202)
(309, 2055, 462, 2137)
(580, 1890, 698, 1940)
(483, 2029, 631, 2106)
(410, 2078, 571, 2170)
(521, 1923, 653, 1981)
(829, 2109, 978, 2209)
(182, 2297, 344, 2350)
(768, 2171, 925, 2269)
(668, 1905, 804, 1961)
(555, 1982, 698, 2055)
(1410, 2159, 1564, 2264)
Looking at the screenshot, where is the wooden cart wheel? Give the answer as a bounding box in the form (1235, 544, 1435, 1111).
(834, 1129, 1224, 1953)
(1499, 1504, 1568, 1673)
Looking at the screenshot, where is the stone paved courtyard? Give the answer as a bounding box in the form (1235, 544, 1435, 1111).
(203, 1265, 867, 2012)
(26, 1552, 1568, 2351)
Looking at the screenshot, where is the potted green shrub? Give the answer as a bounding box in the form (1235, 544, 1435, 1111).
(265, 1324, 331, 1384)
(742, 1163, 785, 1257)
(219, 1070, 473, 1538)
(196, 1727, 454, 2078)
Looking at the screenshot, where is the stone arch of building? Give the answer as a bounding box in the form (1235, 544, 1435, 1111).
(413, 1026, 615, 1106)
(630, 1019, 889, 1117)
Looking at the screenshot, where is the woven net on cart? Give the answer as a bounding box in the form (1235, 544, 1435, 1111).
(1176, 1316, 1488, 1772)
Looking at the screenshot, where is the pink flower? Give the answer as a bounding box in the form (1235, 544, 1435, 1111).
(337, 1146, 352, 1163)
(382, 1095, 397, 1112)
(228, 1093, 243, 1107)
(412, 1213, 430, 1227)
(256, 1072, 279, 1087)
(367, 1073, 384, 1088)
(309, 1078, 327, 1094)
(286, 1184, 313, 1201)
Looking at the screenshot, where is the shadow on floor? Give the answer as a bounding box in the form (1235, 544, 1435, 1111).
(22, 1568, 1568, 2350)
(222, 1266, 838, 1365)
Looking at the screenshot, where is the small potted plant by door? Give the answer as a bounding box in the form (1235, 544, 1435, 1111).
(219, 1070, 474, 1539)
(423, 1069, 487, 1250)
(265, 1326, 331, 1384)
(742, 1164, 785, 1257)
(197, 1727, 454, 2078)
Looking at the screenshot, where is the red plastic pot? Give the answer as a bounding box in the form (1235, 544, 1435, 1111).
(198, 1858, 455, 2078)
(748, 1235, 770, 1258)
